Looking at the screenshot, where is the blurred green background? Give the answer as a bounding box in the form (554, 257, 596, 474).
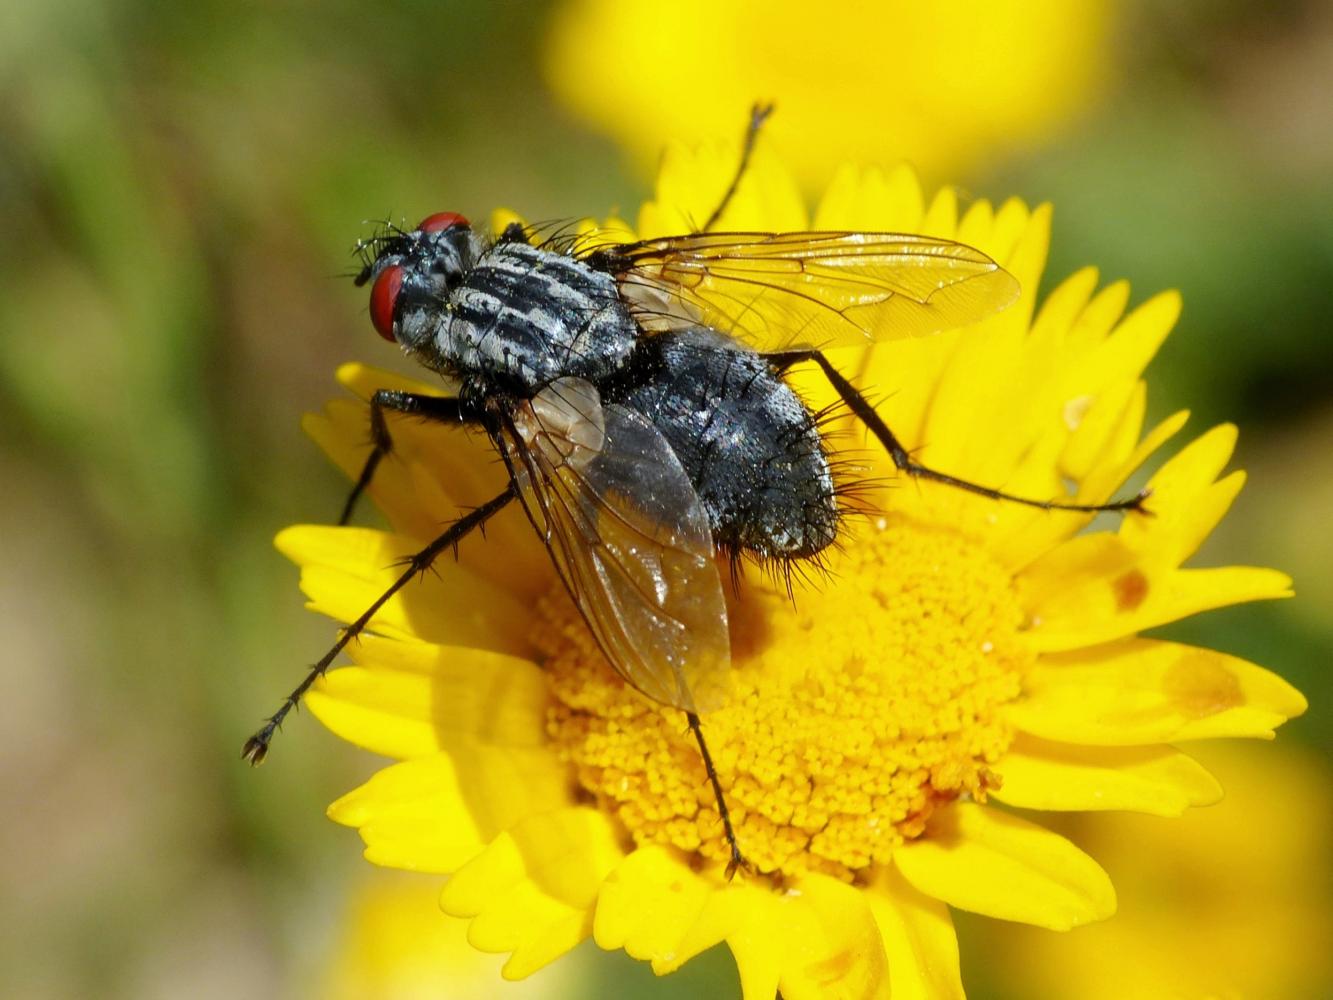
(1, 1, 1328, 997)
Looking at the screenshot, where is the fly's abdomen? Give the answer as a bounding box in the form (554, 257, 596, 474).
(443, 241, 637, 391)
(617, 330, 839, 560)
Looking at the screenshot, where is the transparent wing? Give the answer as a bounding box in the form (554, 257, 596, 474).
(503, 378, 732, 713)
(600, 230, 1020, 352)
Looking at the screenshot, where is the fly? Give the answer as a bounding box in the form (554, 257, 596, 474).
(244, 106, 1149, 877)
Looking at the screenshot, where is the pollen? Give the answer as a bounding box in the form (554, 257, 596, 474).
(535, 517, 1033, 880)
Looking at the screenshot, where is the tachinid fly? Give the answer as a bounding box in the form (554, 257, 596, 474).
(245, 107, 1149, 876)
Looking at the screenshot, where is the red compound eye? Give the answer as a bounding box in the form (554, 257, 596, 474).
(369, 264, 404, 342)
(416, 211, 469, 233)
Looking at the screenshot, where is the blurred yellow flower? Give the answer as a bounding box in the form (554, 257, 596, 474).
(979, 742, 1333, 1000)
(544, 0, 1117, 187)
(284, 144, 1303, 998)
(321, 872, 577, 999)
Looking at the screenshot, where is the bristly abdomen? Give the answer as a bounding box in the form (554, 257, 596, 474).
(610, 329, 840, 562)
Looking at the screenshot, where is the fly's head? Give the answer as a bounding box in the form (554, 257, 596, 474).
(354, 212, 478, 354)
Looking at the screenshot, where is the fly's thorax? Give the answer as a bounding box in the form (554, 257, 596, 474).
(429, 241, 639, 394)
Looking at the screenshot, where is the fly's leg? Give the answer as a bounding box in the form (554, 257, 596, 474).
(699, 102, 775, 233)
(340, 390, 489, 525)
(686, 711, 751, 879)
(243, 485, 518, 764)
(772, 350, 1152, 515)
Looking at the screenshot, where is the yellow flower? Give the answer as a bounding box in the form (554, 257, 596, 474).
(978, 742, 1333, 1000)
(284, 145, 1304, 998)
(320, 871, 579, 999)
(544, 0, 1116, 186)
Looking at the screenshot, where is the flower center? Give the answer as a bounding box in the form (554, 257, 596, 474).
(535, 516, 1031, 880)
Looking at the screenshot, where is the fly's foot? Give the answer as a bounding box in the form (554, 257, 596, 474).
(241, 720, 280, 765)
(725, 844, 755, 881)
(1124, 487, 1155, 516)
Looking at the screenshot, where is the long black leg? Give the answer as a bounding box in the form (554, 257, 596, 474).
(699, 102, 775, 233)
(340, 390, 489, 526)
(243, 484, 518, 764)
(686, 711, 751, 879)
(772, 350, 1151, 515)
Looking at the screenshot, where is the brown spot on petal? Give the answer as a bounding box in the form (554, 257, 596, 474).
(808, 946, 857, 987)
(1113, 568, 1150, 611)
(1166, 650, 1244, 719)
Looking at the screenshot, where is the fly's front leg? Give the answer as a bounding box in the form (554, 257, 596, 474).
(341, 390, 489, 525)
(243, 484, 519, 765)
(699, 103, 775, 233)
(771, 350, 1151, 515)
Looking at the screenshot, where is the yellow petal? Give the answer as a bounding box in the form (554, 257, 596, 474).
(921, 185, 957, 237)
(275, 525, 534, 656)
(1065, 279, 1130, 354)
(1018, 529, 1292, 652)
(857, 330, 964, 460)
(637, 142, 805, 237)
(1009, 638, 1308, 744)
(327, 756, 483, 874)
(894, 802, 1116, 930)
(812, 163, 925, 231)
(1030, 266, 1099, 345)
(320, 870, 587, 999)
(303, 400, 453, 543)
(434, 861, 584, 980)
(735, 150, 808, 232)
(908, 277, 1178, 550)
(913, 308, 1056, 506)
(489, 207, 525, 239)
(893, 206, 1051, 526)
(994, 390, 1175, 575)
(304, 634, 548, 759)
(593, 845, 714, 973)
(997, 201, 1050, 332)
(328, 745, 572, 873)
(1057, 377, 1142, 486)
(443, 806, 623, 911)
(778, 875, 890, 1000)
(815, 171, 988, 458)
(441, 808, 624, 978)
(809, 163, 861, 229)
(674, 877, 889, 1000)
(922, 297, 1028, 479)
(470, 877, 589, 980)
(1119, 423, 1243, 563)
(867, 867, 964, 1000)
(956, 198, 994, 253)
(990, 198, 1034, 269)
(335, 360, 437, 399)
(306, 370, 551, 599)
(991, 734, 1222, 815)
(985, 285, 1177, 548)
(1078, 288, 1180, 394)
(1064, 404, 1189, 531)
(332, 361, 542, 563)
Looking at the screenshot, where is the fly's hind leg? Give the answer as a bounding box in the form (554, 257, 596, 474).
(772, 350, 1152, 515)
(340, 390, 490, 525)
(699, 102, 776, 233)
(243, 484, 519, 764)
